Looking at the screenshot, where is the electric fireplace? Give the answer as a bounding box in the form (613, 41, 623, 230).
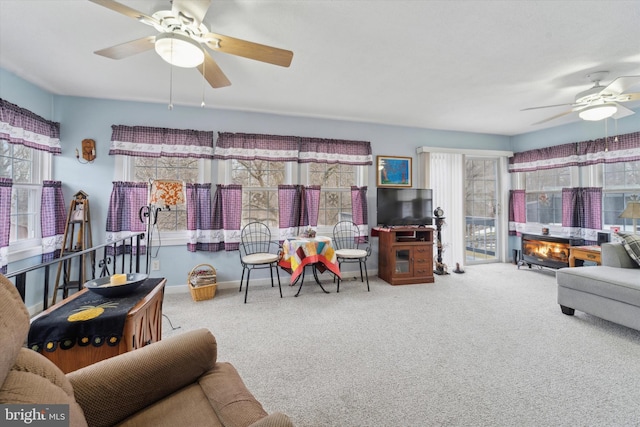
(519, 233, 584, 269)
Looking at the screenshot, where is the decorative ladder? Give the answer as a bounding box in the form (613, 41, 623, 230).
(52, 190, 94, 304)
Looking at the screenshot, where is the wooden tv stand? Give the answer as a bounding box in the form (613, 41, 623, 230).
(375, 226, 435, 285)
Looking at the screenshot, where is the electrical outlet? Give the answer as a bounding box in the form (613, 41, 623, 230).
(151, 260, 160, 271)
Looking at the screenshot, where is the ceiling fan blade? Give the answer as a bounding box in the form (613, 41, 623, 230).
(197, 51, 231, 88)
(172, 0, 211, 27)
(599, 75, 640, 96)
(204, 33, 293, 67)
(619, 92, 640, 102)
(531, 109, 575, 125)
(88, 0, 158, 25)
(612, 103, 635, 120)
(521, 102, 576, 111)
(94, 36, 156, 60)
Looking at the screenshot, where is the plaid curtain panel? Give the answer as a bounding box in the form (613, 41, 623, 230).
(109, 125, 214, 158)
(186, 183, 216, 252)
(508, 189, 526, 236)
(215, 132, 372, 165)
(0, 98, 61, 154)
(305, 186, 321, 228)
(0, 178, 12, 274)
(351, 186, 369, 240)
(278, 185, 305, 241)
(509, 130, 640, 173)
(185, 184, 242, 252)
(218, 184, 242, 251)
(562, 187, 602, 243)
(40, 180, 66, 262)
(106, 181, 148, 255)
(299, 138, 372, 165)
(277, 185, 321, 241)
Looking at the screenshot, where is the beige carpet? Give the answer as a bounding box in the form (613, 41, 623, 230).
(162, 263, 640, 427)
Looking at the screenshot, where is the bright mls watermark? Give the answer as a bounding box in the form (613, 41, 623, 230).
(1, 405, 69, 426)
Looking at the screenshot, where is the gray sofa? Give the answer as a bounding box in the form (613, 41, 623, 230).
(556, 242, 640, 331)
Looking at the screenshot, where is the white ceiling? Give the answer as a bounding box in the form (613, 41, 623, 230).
(1, 0, 640, 137)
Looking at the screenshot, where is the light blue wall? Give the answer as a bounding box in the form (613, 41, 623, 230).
(5, 64, 640, 297)
(2, 67, 515, 294)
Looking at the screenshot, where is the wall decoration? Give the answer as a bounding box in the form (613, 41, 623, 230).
(376, 156, 412, 187)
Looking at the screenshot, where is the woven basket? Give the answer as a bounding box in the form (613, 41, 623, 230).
(188, 264, 217, 301)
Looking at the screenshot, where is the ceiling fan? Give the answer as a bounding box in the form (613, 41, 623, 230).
(89, 0, 293, 89)
(523, 71, 640, 125)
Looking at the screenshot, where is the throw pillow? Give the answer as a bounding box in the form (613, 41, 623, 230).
(617, 232, 640, 266)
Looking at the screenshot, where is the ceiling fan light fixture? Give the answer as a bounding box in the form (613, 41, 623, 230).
(578, 103, 618, 121)
(155, 32, 204, 68)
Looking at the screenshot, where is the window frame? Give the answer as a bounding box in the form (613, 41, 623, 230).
(115, 156, 211, 246)
(220, 160, 367, 234)
(520, 166, 577, 228)
(603, 160, 640, 233)
(3, 143, 52, 263)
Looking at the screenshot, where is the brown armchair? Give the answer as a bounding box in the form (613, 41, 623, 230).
(0, 274, 293, 427)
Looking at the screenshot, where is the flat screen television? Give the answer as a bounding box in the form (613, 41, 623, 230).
(376, 188, 434, 227)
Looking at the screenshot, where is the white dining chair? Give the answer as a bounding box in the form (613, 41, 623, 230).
(332, 221, 371, 292)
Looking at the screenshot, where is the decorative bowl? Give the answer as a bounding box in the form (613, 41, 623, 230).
(84, 273, 148, 297)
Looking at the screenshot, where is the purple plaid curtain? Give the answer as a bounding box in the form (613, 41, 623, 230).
(187, 184, 242, 252)
(0, 99, 61, 154)
(109, 125, 214, 158)
(508, 143, 578, 173)
(214, 132, 372, 165)
(509, 130, 640, 173)
(186, 183, 217, 252)
(277, 185, 321, 240)
(299, 138, 372, 165)
(562, 187, 602, 243)
(305, 186, 321, 228)
(278, 185, 305, 240)
(508, 190, 526, 236)
(106, 181, 148, 255)
(212, 184, 242, 251)
(41, 181, 66, 262)
(351, 186, 369, 239)
(0, 178, 12, 274)
(214, 132, 300, 161)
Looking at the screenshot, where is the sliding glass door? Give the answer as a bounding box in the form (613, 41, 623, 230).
(465, 158, 500, 263)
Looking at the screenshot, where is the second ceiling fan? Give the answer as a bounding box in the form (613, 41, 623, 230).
(523, 71, 640, 125)
(89, 0, 294, 88)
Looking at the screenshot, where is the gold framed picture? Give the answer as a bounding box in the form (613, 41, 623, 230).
(376, 155, 412, 187)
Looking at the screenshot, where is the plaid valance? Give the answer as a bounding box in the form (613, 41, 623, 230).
(109, 125, 215, 159)
(214, 132, 372, 165)
(0, 98, 61, 154)
(509, 130, 640, 172)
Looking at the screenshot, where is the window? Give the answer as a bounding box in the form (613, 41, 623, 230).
(308, 163, 354, 226)
(116, 156, 208, 244)
(524, 167, 572, 225)
(133, 157, 199, 232)
(603, 160, 640, 231)
(230, 159, 286, 230)
(226, 160, 364, 230)
(0, 139, 51, 259)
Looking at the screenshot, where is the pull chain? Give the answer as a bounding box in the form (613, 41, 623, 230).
(168, 37, 174, 110)
(201, 51, 206, 108)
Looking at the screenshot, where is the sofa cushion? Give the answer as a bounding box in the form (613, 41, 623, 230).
(199, 362, 268, 427)
(0, 274, 30, 387)
(69, 329, 217, 427)
(617, 232, 640, 267)
(0, 349, 88, 427)
(557, 266, 640, 306)
(117, 383, 223, 427)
